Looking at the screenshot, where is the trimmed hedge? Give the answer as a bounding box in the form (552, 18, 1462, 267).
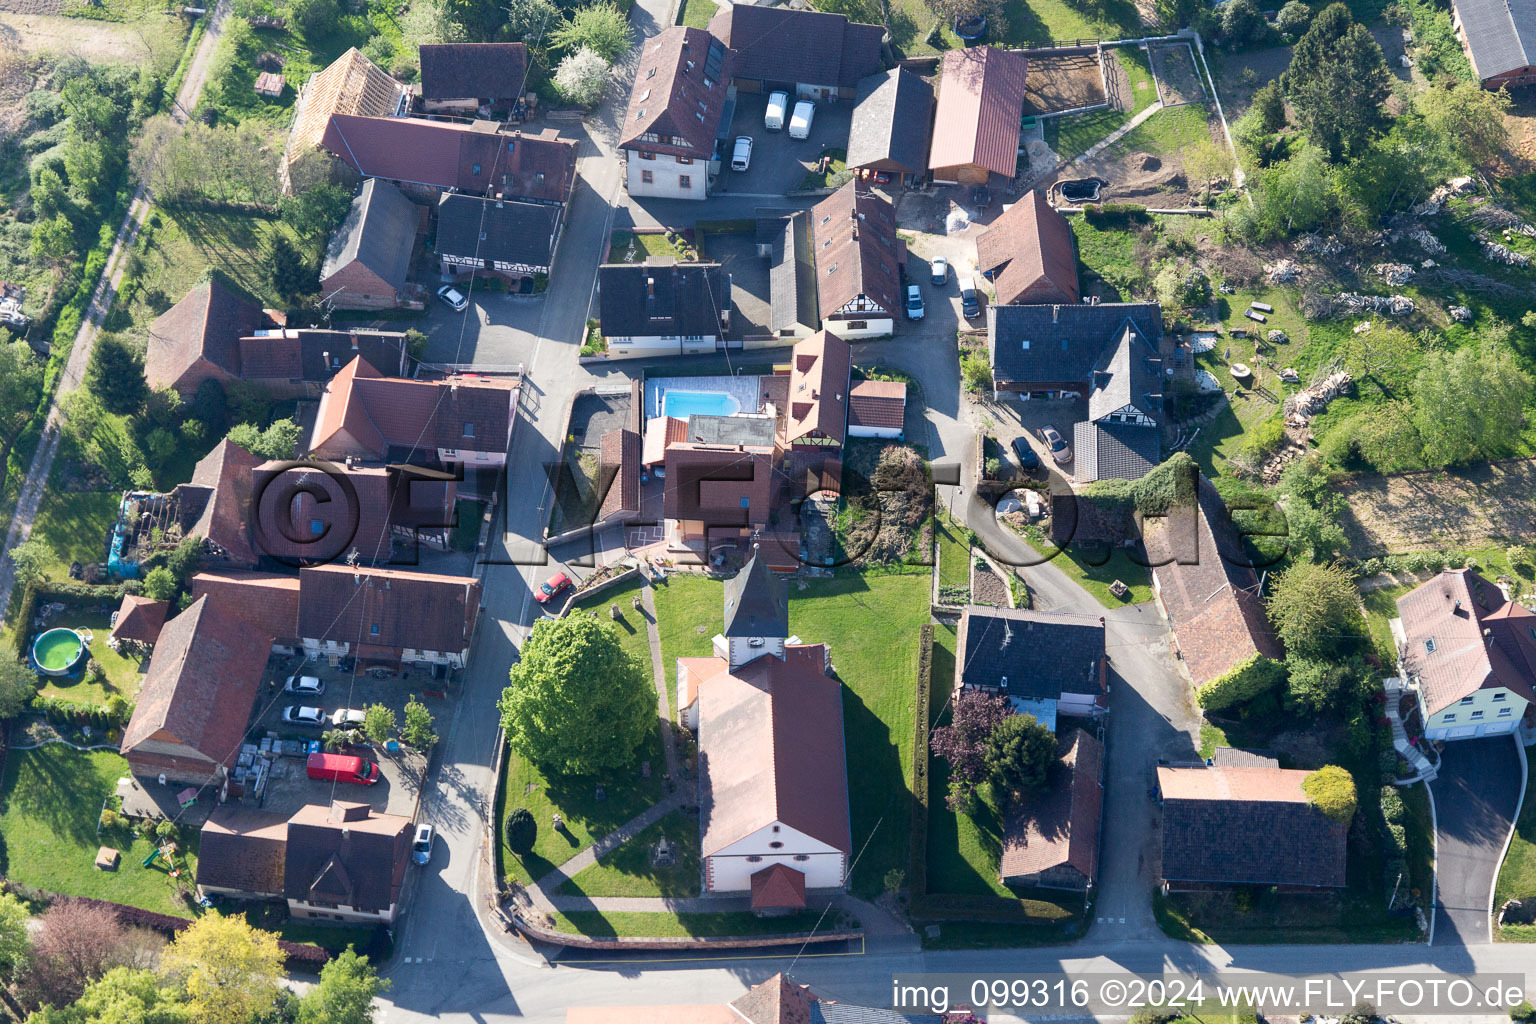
(1083, 202, 1151, 228)
(61, 896, 331, 968)
(908, 624, 933, 905)
(1195, 653, 1286, 710)
(32, 693, 133, 727)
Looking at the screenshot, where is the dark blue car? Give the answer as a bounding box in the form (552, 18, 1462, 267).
(1011, 437, 1041, 473)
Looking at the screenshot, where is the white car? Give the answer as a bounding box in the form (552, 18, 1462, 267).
(731, 136, 753, 172)
(436, 285, 467, 312)
(764, 90, 788, 131)
(788, 100, 815, 140)
(282, 706, 324, 727)
(931, 257, 949, 286)
(284, 675, 324, 696)
(905, 284, 925, 320)
(412, 824, 434, 865)
(330, 708, 367, 728)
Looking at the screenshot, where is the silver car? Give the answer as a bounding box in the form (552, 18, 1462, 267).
(330, 708, 367, 728)
(412, 824, 434, 865)
(282, 706, 324, 727)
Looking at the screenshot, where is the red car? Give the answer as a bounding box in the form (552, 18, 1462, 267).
(535, 571, 571, 604)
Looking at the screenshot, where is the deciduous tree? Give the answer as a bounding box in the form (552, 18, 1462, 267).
(1275, 0, 1311, 34)
(143, 566, 177, 602)
(1266, 559, 1365, 660)
(401, 695, 436, 749)
(297, 948, 388, 1024)
(1302, 764, 1357, 822)
(551, 4, 631, 61)
(1412, 345, 1531, 467)
(226, 418, 302, 460)
(0, 658, 39, 719)
(930, 689, 1010, 812)
(552, 47, 611, 107)
(19, 900, 135, 1009)
(8, 538, 51, 588)
(28, 967, 186, 1024)
(158, 913, 283, 1024)
(1414, 79, 1510, 173)
(1219, 0, 1267, 46)
(499, 614, 653, 775)
(363, 704, 396, 745)
(0, 887, 29, 984)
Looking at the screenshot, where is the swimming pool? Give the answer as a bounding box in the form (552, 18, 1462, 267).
(663, 389, 740, 419)
(33, 628, 85, 676)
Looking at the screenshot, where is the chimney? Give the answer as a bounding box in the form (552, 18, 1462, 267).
(646, 275, 655, 298)
(1000, 675, 1009, 690)
(322, 350, 330, 366)
(1053, 305, 1060, 323)
(350, 333, 359, 350)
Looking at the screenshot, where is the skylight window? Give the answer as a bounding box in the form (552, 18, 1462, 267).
(1425, 638, 1436, 653)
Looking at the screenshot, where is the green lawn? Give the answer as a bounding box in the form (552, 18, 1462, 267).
(936, 510, 971, 603)
(798, 149, 848, 190)
(1495, 776, 1536, 940)
(1012, 522, 1153, 607)
(0, 747, 199, 914)
(1110, 102, 1211, 158)
(790, 570, 932, 897)
(568, 576, 654, 687)
(650, 573, 722, 721)
(558, 810, 701, 898)
(607, 230, 694, 264)
(1044, 48, 1157, 161)
(677, 0, 716, 27)
(1361, 584, 1412, 668)
(920, 917, 1082, 949)
(37, 612, 147, 703)
(547, 909, 827, 938)
(29, 489, 119, 582)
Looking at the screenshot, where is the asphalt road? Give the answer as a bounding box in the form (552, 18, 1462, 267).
(1430, 736, 1524, 946)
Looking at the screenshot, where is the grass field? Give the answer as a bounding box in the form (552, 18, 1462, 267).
(1109, 101, 1211, 157)
(1495, 778, 1536, 940)
(1044, 48, 1157, 161)
(607, 231, 693, 264)
(650, 573, 722, 721)
(790, 570, 932, 897)
(36, 612, 147, 703)
(935, 510, 971, 602)
(1361, 583, 1412, 667)
(1012, 522, 1153, 607)
(799, 149, 848, 190)
(28, 489, 119, 582)
(677, 0, 716, 27)
(558, 810, 701, 898)
(0, 747, 199, 914)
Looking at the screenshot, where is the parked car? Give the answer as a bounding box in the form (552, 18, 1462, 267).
(412, 824, 435, 865)
(436, 285, 467, 312)
(905, 284, 925, 320)
(958, 277, 980, 319)
(731, 136, 753, 172)
(1011, 437, 1041, 473)
(1040, 425, 1073, 464)
(306, 752, 380, 786)
(535, 571, 571, 604)
(931, 257, 948, 286)
(282, 706, 324, 727)
(788, 100, 815, 140)
(330, 708, 367, 728)
(765, 90, 788, 131)
(284, 675, 324, 696)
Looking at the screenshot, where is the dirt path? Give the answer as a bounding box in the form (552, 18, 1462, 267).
(0, 12, 151, 59)
(1337, 458, 1536, 555)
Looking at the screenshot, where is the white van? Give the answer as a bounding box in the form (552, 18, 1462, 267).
(788, 99, 815, 140)
(764, 91, 789, 131)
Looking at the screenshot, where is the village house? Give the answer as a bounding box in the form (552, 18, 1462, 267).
(780, 330, 850, 452)
(417, 42, 529, 115)
(320, 116, 577, 205)
(1393, 568, 1536, 740)
(999, 729, 1103, 891)
(296, 564, 482, 669)
(1450, 0, 1536, 88)
(597, 262, 731, 358)
(676, 556, 851, 909)
(847, 379, 907, 440)
(808, 183, 903, 340)
(1157, 758, 1348, 891)
(928, 46, 1029, 185)
(619, 27, 731, 201)
(119, 595, 272, 786)
(761, 209, 820, 340)
(975, 190, 1080, 306)
(955, 605, 1107, 731)
(706, 5, 885, 100)
(1145, 478, 1285, 689)
(435, 193, 563, 292)
(282, 47, 408, 192)
(189, 571, 303, 652)
(108, 595, 169, 652)
(319, 179, 423, 311)
(146, 277, 411, 398)
(987, 302, 1165, 481)
(197, 801, 413, 925)
(846, 68, 934, 188)
(567, 972, 944, 1024)
(594, 428, 641, 529)
(661, 434, 775, 550)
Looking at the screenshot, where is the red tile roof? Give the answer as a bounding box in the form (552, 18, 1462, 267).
(110, 595, 170, 644)
(847, 379, 906, 431)
(197, 806, 290, 896)
(321, 116, 577, 203)
(178, 439, 264, 566)
(619, 27, 732, 158)
(929, 46, 1029, 177)
(975, 190, 1080, 305)
(750, 863, 807, 909)
(728, 974, 819, 1024)
(146, 278, 265, 393)
(642, 415, 688, 466)
(310, 357, 517, 460)
(1396, 569, 1536, 715)
(297, 564, 481, 656)
(120, 596, 271, 776)
(810, 184, 902, 321)
(697, 644, 851, 859)
(783, 331, 851, 445)
(662, 443, 775, 527)
(189, 571, 301, 644)
(999, 729, 1102, 884)
(598, 428, 641, 522)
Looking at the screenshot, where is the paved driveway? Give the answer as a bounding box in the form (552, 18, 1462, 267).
(715, 91, 852, 195)
(1429, 736, 1525, 945)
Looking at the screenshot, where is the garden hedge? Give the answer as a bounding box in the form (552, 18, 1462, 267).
(1195, 654, 1286, 710)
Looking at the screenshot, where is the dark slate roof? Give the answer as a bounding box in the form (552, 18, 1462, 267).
(957, 606, 1104, 700)
(1073, 420, 1160, 482)
(987, 302, 1162, 386)
(1087, 323, 1162, 422)
(1452, 0, 1536, 80)
(197, 807, 289, 896)
(1158, 765, 1347, 888)
(598, 262, 727, 340)
(436, 193, 561, 271)
(298, 564, 481, 654)
(321, 178, 417, 293)
(418, 42, 528, 101)
(687, 413, 777, 447)
(620, 27, 732, 157)
(708, 5, 885, 89)
(284, 802, 412, 913)
(237, 329, 409, 383)
(723, 553, 788, 638)
(813, 1006, 943, 1024)
(766, 211, 820, 334)
(846, 69, 934, 175)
